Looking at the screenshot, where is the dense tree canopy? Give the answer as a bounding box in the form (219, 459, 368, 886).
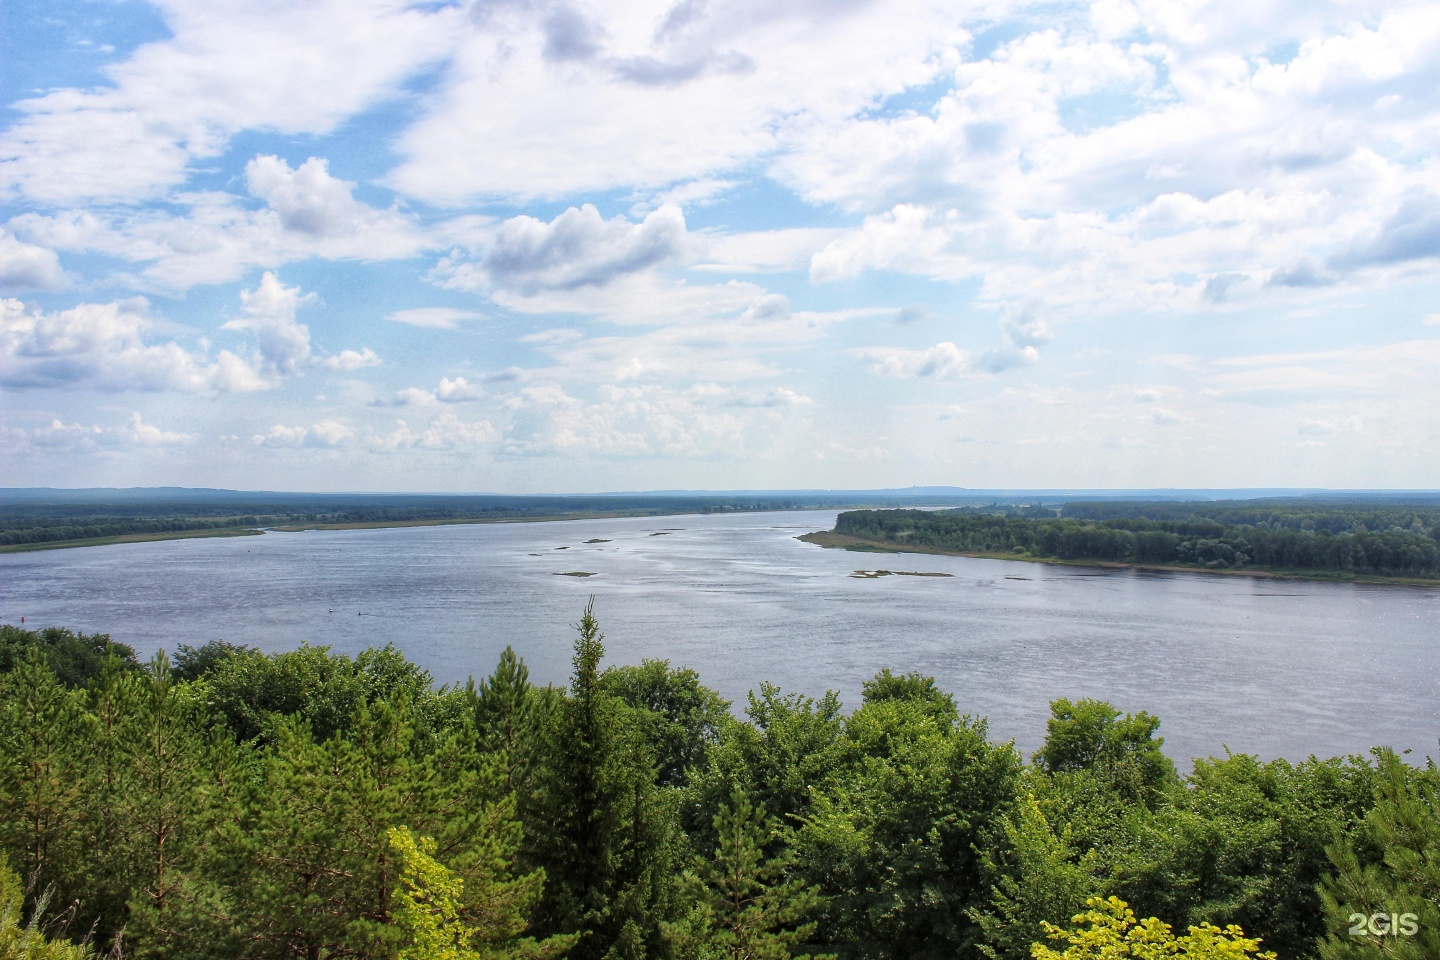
(0, 619, 1422, 960)
(832, 504, 1440, 578)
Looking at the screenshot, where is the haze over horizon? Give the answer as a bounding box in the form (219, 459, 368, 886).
(3, 0, 1439, 494)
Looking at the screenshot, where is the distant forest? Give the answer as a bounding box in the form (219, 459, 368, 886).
(0, 492, 951, 549)
(1, 618, 1435, 960)
(832, 501, 1440, 578)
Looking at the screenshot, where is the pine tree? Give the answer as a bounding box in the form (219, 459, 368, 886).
(0, 657, 91, 933)
(525, 601, 677, 960)
(468, 646, 538, 791)
(672, 784, 829, 960)
(122, 652, 215, 960)
(79, 657, 143, 948)
(1317, 749, 1440, 960)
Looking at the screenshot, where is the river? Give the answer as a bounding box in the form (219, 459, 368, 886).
(2, 509, 1435, 764)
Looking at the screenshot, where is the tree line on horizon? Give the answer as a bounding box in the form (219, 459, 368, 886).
(834, 505, 1440, 577)
(0, 618, 1435, 960)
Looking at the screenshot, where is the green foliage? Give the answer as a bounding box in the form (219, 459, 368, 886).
(971, 792, 1104, 960)
(670, 785, 829, 960)
(1119, 753, 1376, 957)
(204, 641, 432, 741)
(0, 856, 93, 960)
(169, 640, 254, 682)
(390, 827, 482, 960)
(524, 602, 679, 960)
(1036, 699, 1176, 808)
(832, 505, 1440, 577)
(0, 617, 1422, 960)
(0, 626, 138, 688)
(388, 827, 571, 960)
(1031, 896, 1277, 959)
(796, 676, 1021, 959)
(0, 658, 92, 936)
(601, 659, 731, 788)
(1317, 749, 1440, 960)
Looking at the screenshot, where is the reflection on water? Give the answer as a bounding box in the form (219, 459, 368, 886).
(2, 510, 1436, 763)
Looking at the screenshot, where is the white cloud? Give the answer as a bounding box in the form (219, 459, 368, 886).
(435, 376, 484, 403)
(0, 296, 267, 392)
(433, 204, 689, 298)
(788, 3, 1440, 312)
(386, 0, 969, 203)
(6, 156, 427, 291)
(860, 341, 974, 380)
(223, 272, 314, 378)
(321, 348, 381, 371)
(386, 307, 483, 329)
(14, 412, 192, 451)
(375, 376, 485, 407)
(253, 419, 356, 448)
(0, 230, 64, 289)
(367, 411, 499, 452)
(0, 0, 465, 204)
(500, 381, 752, 458)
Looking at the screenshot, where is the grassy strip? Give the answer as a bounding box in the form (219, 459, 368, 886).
(797, 530, 1440, 587)
(0, 526, 266, 553)
(2, 509, 691, 552)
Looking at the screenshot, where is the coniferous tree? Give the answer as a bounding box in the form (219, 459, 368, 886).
(0, 657, 91, 932)
(122, 652, 215, 960)
(468, 646, 539, 791)
(1317, 749, 1440, 960)
(671, 784, 829, 960)
(79, 657, 144, 948)
(526, 601, 677, 960)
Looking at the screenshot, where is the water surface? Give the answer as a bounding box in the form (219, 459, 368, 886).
(3, 510, 1435, 763)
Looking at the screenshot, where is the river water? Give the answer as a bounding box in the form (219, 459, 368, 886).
(2, 510, 1436, 764)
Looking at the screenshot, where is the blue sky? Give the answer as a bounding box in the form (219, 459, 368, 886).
(2, 0, 1438, 492)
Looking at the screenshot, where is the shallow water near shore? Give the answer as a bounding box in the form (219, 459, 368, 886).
(2, 509, 1436, 764)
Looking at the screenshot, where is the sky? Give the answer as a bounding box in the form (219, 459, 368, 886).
(1, 0, 1438, 493)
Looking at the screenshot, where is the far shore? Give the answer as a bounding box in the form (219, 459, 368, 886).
(796, 530, 1440, 588)
(1, 508, 717, 554)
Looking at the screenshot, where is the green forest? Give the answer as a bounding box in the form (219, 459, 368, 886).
(0, 491, 971, 550)
(1, 617, 1435, 960)
(830, 502, 1440, 579)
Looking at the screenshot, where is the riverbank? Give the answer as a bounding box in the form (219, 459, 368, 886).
(0, 509, 697, 553)
(796, 530, 1440, 587)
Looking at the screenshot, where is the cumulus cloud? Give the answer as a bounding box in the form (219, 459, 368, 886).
(321, 348, 381, 371)
(368, 411, 499, 452)
(0, 296, 267, 392)
(0, 1, 465, 204)
(1331, 192, 1440, 269)
(862, 341, 974, 379)
(223, 272, 314, 378)
(859, 302, 1049, 379)
(4, 153, 426, 293)
(434, 204, 689, 298)
(14, 412, 192, 451)
(0, 230, 65, 289)
(386, 0, 968, 203)
(374, 376, 485, 407)
(253, 419, 356, 448)
(500, 381, 750, 458)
